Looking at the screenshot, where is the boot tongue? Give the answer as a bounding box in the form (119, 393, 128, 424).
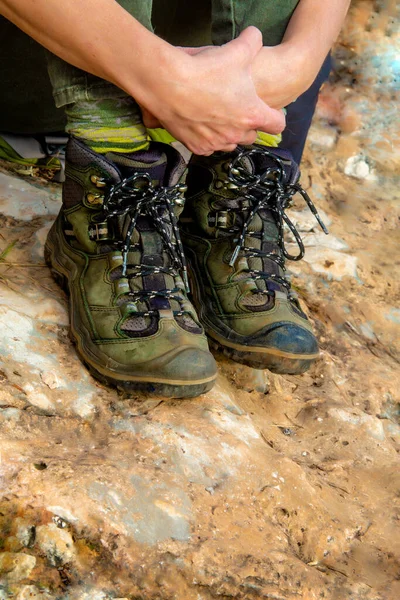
(231, 148, 299, 236)
(104, 148, 192, 334)
(103, 149, 170, 241)
(217, 149, 294, 305)
(106, 148, 168, 186)
(247, 147, 300, 186)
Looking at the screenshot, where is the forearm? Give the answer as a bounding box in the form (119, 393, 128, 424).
(282, 0, 351, 81)
(0, 0, 177, 104)
(253, 0, 351, 108)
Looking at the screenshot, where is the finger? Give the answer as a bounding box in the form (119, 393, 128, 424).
(237, 130, 258, 146)
(140, 106, 161, 129)
(217, 144, 238, 153)
(253, 103, 286, 135)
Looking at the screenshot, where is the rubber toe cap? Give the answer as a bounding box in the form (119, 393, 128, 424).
(259, 323, 319, 356)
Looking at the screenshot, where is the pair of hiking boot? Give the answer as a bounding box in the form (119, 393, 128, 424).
(45, 138, 326, 398)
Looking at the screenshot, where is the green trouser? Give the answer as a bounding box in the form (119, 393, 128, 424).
(48, 0, 299, 108)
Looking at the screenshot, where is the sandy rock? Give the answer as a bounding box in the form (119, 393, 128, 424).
(14, 586, 51, 600)
(14, 519, 35, 548)
(329, 408, 385, 441)
(289, 208, 332, 233)
(219, 361, 270, 394)
(23, 388, 54, 412)
(301, 231, 348, 251)
(302, 247, 358, 280)
(0, 287, 68, 326)
(0, 173, 60, 220)
(46, 507, 79, 525)
(35, 523, 76, 566)
(0, 5, 400, 599)
(308, 123, 338, 150)
(3, 536, 23, 553)
(0, 552, 36, 583)
(40, 371, 65, 390)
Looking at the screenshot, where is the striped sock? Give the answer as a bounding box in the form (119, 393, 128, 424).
(255, 130, 282, 148)
(65, 97, 150, 154)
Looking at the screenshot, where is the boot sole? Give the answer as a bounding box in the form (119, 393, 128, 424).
(187, 263, 318, 374)
(44, 233, 216, 398)
(207, 334, 317, 374)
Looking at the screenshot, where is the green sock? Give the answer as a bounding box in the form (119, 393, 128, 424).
(65, 97, 150, 154)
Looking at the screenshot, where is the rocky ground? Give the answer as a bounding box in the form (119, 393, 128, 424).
(0, 1, 399, 599)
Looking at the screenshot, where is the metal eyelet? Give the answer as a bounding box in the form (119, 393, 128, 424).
(90, 175, 106, 188)
(86, 193, 104, 205)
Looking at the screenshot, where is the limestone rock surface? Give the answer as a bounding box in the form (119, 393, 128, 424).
(1, 2, 400, 599)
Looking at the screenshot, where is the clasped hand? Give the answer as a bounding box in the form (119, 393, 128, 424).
(138, 27, 297, 156)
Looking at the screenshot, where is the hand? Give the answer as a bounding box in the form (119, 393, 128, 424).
(139, 46, 214, 130)
(136, 27, 285, 155)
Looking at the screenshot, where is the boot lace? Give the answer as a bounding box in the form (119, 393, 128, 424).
(226, 147, 328, 294)
(93, 173, 190, 317)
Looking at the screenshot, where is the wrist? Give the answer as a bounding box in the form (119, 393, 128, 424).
(280, 40, 322, 90)
(252, 43, 320, 108)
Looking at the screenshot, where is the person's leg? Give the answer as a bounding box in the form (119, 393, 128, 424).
(46, 1, 153, 154)
(44, 0, 217, 397)
(47, 1, 152, 109)
(282, 53, 332, 164)
(212, 0, 300, 150)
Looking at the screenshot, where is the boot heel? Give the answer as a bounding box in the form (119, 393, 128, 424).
(44, 244, 69, 295)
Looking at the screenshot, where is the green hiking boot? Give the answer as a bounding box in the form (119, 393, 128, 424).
(180, 146, 328, 374)
(45, 137, 217, 397)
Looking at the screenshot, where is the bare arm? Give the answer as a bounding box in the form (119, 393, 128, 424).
(0, 0, 285, 155)
(252, 0, 351, 109)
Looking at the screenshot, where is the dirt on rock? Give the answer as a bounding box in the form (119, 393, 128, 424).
(0, 2, 400, 599)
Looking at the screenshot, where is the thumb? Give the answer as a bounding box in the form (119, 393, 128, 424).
(221, 26, 263, 65)
(138, 103, 162, 129)
(256, 101, 286, 135)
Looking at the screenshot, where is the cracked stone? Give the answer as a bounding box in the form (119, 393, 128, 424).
(34, 523, 76, 566)
(0, 552, 36, 583)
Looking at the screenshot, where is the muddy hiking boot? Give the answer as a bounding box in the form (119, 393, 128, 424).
(180, 146, 328, 374)
(45, 137, 217, 397)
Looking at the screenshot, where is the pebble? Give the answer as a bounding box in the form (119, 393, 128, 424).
(46, 506, 79, 525)
(15, 586, 51, 600)
(0, 552, 36, 583)
(24, 389, 54, 412)
(40, 371, 65, 390)
(35, 523, 75, 566)
(344, 155, 370, 179)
